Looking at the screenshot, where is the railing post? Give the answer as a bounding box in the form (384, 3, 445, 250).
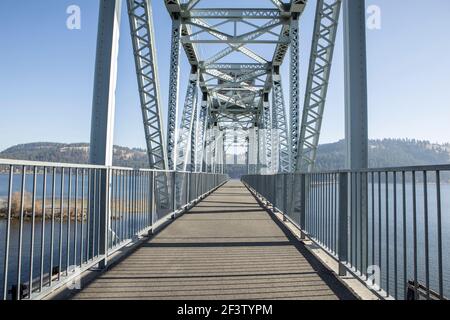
(98, 168, 111, 269)
(272, 175, 277, 212)
(338, 171, 349, 276)
(299, 174, 306, 239)
(282, 174, 288, 221)
(148, 171, 155, 236)
(185, 173, 190, 207)
(172, 171, 176, 219)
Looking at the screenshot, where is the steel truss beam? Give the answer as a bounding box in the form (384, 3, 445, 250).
(196, 93, 208, 172)
(167, 18, 182, 171)
(127, 0, 168, 170)
(203, 63, 271, 71)
(127, 0, 170, 209)
(272, 1, 307, 66)
(164, 0, 307, 175)
(272, 73, 291, 173)
(248, 126, 258, 174)
(184, 9, 285, 19)
(262, 93, 273, 174)
(203, 19, 279, 66)
(176, 69, 199, 172)
(296, 0, 342, 172)
(289, 14, 300, 172)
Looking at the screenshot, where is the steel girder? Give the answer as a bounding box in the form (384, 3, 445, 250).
(90, 0, 121, 167)
(248, 127, 258, 174)
(185, 9, 285, 19)
(203, 19, 280, 67)
(289, 14, 300, 172)
(167, 18, 182, 171)
(176, 70, 199, 172)
(296, 0, 342, 172)
(272, 1, 307, 66)
(222, 130, 227, 174)
(164, 0, 307, 174)
(127, 0, 170, 209)
(190, 93, 198, 172)
(262, 94, 273, 174)
(195, 94, 208, 172)
(209, 125, 220, 173)
(272, 0, 308, 13)
(127, 0, 168, 170)
(203, 124, 211, 172)
(272, 73, 291, 173)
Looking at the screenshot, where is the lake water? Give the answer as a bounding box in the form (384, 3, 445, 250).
(0, 172, 173, 299)
(303, 181, 450, 299)
(1, 173, 450, 299)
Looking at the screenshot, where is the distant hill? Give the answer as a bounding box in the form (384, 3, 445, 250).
(0, 142, 149, 168)
(315, 139, 450, 170)
(0, 139, 449, 170)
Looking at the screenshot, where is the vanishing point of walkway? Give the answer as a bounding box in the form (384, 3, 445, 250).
(71, 181, 356, 300)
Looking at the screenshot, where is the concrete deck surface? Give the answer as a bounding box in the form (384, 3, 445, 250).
(71, 181, 356, 300)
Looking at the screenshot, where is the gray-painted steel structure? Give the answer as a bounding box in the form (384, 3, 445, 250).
(89, 0, 367, 183)
(296, 0, 342, 173)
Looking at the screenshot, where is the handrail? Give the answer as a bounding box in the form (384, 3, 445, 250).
(242, 164, 450, 300)
(0, 158, 228, 300)
(0, 158, 226, 175)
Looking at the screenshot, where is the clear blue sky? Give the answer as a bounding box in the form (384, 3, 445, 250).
(0, 0, 449, 152)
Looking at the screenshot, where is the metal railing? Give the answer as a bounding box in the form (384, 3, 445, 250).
(242, 164, 450, 300)
(0, 158, 227, 300)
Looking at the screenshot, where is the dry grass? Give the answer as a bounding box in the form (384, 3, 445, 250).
(0, 192, 151, 221)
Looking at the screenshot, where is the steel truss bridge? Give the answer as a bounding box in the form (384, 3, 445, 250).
(0, 0, 448, 301)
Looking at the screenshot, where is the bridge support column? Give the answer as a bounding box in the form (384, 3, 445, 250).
(344, 0, 368, 276)
(89, 0, 122, 268)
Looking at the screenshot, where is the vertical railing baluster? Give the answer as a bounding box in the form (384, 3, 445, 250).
(80, 169, 85, 266)
(86, 169, 91, 262)
(299, 174, 306, 240)
(2, 165, 13, 300)
(49, 168, 56, 287)
(16, 166, 26, 300)
(393, 171, 398, 299)
(423, 171, 430, 300)
(412, 171, 418, 295)
(385, 171, 389, 296)
(378, 171, 381, 283)
(74, 169, 78, 269)
(349, 173, 353, 268)
(151, 171, 155, 231)
(338, 172, 348, 276)
(66, 168, 72, 275)
(28, 167, 37, 298)
(371, 171, 375, 273)
(91, 169, 97, 260)
(436, 170, 443, 299)
(39, 168, 47, 293)
(402, 171, 407, 299)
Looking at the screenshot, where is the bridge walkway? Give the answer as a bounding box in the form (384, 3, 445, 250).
(70, 181, 356, 300)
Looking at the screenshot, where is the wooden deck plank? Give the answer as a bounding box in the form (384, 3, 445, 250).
(71, 181, 356, 300)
